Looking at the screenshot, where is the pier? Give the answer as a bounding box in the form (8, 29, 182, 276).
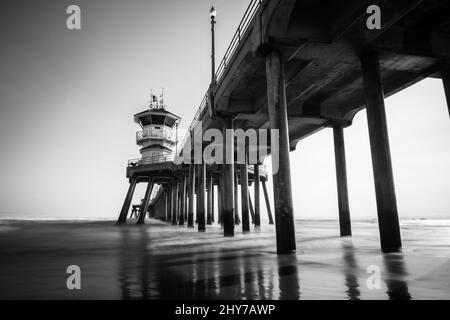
(117, 0, 450, 254)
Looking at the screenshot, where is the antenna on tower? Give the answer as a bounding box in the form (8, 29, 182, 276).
(149, 89, 159, 109)
(160, 88, 165, 109)
(149, 89, 153, 109)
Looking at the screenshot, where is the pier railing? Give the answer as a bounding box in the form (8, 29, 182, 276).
(128, 155, 173, 167)
(177, 0, 263, 157)
(129, 153, 267, 171)
(215, 0, 262, 84)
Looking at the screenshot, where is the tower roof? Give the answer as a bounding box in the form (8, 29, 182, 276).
(134, 108, 181, 128)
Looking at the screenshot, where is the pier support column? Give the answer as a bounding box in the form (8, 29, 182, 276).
(442, 68, 450, 117)
(240, 162, 250, 232)
(178, 180, 182, 224)
(248, 193, 255, 223)
(197, 163, 206, 232)
(137, 178, 154, 225)
(333, 126, 352, 236)
(361, 52, 401, 253)
(184, 172, 188, 222)
(179, 174, 186, 226)
(167, 185, 172, 222)
(117, 177, 138, 225)
(234, 171, 240, 225)
(218, 171, 223, 225)
(207, 172, 213, 225)
(195, 173, 199, 224)
(211, 181, 215, 223)
(265, 50, 296, 253)
(262, 180, 274, 224)
(222, 119, 235, 236)
(164, 189, 169, 222)
(254, 164, 261, 228)
(187, 164, 195, 227)
(171, 179, 178, 225)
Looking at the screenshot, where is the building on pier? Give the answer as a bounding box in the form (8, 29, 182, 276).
(116, 91, 273, 229)
(117, 92, 180, 224)
(131, 94, 180, 166)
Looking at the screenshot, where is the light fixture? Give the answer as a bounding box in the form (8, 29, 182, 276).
(209, 6, 217, 19)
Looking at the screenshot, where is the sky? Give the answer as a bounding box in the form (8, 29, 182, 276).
(0, 0, 449, 221)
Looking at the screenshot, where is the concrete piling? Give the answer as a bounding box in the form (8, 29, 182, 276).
(188, 164, 195, 228)
(171, 179, 178, 225)
(240, 163, 250, 232)
(117, 177, 138, 225)
(254, 164, 261, 228)
(198, 163, 206, 232)
(179, 173, 186, 226)
(262, 180, 274, 225)
(361, 51, 401, 253)
(234, 171, 240, 225)
(137, 177, 154, 225)
(265, 50, 296, 254)
(207, 172, 213, 225)
(248, 193, 255, 224)
(333, 126, 351, 236)
(222, 119, 235, 236)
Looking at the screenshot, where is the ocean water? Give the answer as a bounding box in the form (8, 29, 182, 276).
(0, 219, 449, 300)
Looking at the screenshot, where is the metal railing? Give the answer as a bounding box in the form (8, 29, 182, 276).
(128, 154, 173, 167)
(177, 92, 208, 156)
(177, 0, 263, 156)
(215, 0, 262, 84)
(136, 129, 174, 145)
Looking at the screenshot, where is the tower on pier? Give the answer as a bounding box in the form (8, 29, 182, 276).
(133, 91, 180, 165)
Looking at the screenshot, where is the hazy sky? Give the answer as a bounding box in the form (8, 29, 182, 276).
(0, 0, 449, 220)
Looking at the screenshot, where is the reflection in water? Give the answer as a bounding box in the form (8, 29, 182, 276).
(118, 226, 160, 299)
(115, 224, 414, 300)
(1, 220, 449, 299)
(116, 226, 302, 299)
(118, 227, 148, 299)
(383, 253, 412, 300)
(341, 241, 361, 300)
(118, 227, 133, 299)
(138, 227, 151, 299)
(277, 254, 301, 299)
(256, 259, 266, 299)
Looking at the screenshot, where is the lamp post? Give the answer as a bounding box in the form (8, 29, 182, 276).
(209, 6, 217, 84)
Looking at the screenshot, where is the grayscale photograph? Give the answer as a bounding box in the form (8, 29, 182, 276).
(0, 0, 449, 310)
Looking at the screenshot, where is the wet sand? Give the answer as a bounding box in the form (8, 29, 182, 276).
(0, 219, 449, 299)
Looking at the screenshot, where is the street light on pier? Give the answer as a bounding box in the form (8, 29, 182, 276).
(209, 6, 217, 84)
